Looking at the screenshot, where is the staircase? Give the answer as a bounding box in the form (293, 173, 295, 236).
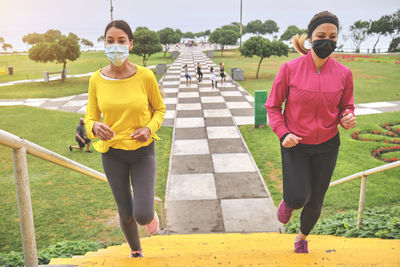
(49, 233, 400, 266)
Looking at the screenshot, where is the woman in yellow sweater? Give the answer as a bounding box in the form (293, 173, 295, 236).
(84, 20, 166, 258)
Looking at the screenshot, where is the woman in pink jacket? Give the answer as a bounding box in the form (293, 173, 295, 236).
(265, 11, 356, 253)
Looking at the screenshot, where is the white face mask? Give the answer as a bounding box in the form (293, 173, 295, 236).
(105, 44, 129, 66)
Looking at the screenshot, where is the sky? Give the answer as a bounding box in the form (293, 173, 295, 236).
(0, 0, 399, 51)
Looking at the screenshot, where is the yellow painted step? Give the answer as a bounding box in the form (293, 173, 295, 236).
(50, 233, 400, 266)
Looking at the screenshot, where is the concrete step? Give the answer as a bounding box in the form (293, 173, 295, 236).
(49, 232, 400, 266)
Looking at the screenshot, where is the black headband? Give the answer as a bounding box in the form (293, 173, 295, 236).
(307, 16, 339, 38)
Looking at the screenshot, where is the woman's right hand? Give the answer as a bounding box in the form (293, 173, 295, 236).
(93, 122, 115, 141)
(282, 133, 302, 148)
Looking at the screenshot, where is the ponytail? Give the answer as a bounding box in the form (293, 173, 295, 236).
(291, 34, 309, 55)
(158, 84, 166, 99)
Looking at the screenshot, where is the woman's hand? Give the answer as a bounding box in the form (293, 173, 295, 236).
(341, 109, 356, 129)
(130, 127, 151, 142)
(282, 133, 302, 148)
(93, 122, 115, 141)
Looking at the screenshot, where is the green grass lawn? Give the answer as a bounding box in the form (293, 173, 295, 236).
(0, 51, 173, 83)
(212, 49, 400, 103)
(0, 106, 172, 253)
(0, 77, 90, 99)
(0, 72, 163, 99)
(240, 111, 400, 218)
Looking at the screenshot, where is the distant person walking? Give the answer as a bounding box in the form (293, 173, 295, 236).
(265, 11, 355, 254)
(197, 63, 203, 82)
(68, 118, 91, 153)
(219, 62, 226, 84)
(183, 64, 191, 86)
(85, 20, 166, 258)
(210, 66, 217, 88)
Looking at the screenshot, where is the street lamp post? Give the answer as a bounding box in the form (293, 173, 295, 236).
(240, 0, 243, 46)
(110, 0, 114, 21)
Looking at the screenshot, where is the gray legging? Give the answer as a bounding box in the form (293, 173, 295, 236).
(101, 142, 156, 251)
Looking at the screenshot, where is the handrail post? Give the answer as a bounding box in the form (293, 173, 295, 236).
(155, 197, 164, 229)
(356, 174, 368, 230)
(12, 147, 38, 267)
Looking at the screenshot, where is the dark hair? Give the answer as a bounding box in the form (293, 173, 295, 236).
(292, 11, 338, 55)
(307, 11, 339, 38)
(104, 20, 134, 41)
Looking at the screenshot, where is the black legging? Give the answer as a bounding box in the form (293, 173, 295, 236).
(101, 142, 156, 251)
(197, 71, 203, 82)
(281, 133, 340, 235)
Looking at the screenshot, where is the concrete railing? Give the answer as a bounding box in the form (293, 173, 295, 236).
(329, 160, 400, 230)
(0, 129, 163, 267)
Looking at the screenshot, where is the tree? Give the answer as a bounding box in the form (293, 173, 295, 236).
(264, 20, 279, 37)
(368, 15, 391, 53)
(209, 28, 240, 56)
(158, 27, 180, 57)
(22, 30, 80, 81)
(131, 28, 162, 66)
(388, 9, 400, 51)
(80, 38, 94, 49)
(240, 36, 288, 79)
(175, 29, 183, 40)
(388, 37, 400, 52)
(135, 26, 149, 31)
(280, 25, 307, 41)
(0, 37, 12, 52)
(245, 20, 266, 35)
(182, 32, 195, 39)
(2, 43, 12, 51)
(97, 35, 104, 42)
(349, 20, 370, 53)
(223, 22, 241, 34)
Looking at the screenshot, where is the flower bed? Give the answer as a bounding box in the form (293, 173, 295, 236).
(351, 123, 400, 163)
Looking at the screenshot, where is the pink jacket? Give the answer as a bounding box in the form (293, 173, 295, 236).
(265, 51, 355, 145)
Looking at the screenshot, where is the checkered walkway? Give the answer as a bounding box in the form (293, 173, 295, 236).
(163, 48, 280, 234)
(1, 49, 400, 234)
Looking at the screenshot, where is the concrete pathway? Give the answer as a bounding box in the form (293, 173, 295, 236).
(1, 48, 400, 234)
(0, 65, 164, 87)
(162, 48, 280, 234)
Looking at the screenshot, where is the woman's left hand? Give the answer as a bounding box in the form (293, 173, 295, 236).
(130, 127, 151, 142)
(341, 109, 356, 129)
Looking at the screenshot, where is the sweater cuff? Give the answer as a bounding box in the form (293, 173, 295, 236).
(86, 121, 98, 140)
(279, 132, 292, 144)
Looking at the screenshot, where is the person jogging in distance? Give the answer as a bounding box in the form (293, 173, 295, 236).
(219, 62, 226, 84)
(210, 66, 217, 89)
(265, 10, 356, 254)
(197, 62, 203, 82)
(183, 64, 191, 86)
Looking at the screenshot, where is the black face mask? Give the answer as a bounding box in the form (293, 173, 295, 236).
(312, 39, 337, 59)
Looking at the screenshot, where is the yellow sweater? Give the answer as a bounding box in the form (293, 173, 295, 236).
(84, 66, 166, 153)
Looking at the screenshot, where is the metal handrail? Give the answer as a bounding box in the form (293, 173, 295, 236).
(329, 160, 400, 230)
(0, 129, 163, 267)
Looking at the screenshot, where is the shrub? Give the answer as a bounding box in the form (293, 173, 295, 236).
(0, 240, 121, 267)
(285, 206, 400, 239)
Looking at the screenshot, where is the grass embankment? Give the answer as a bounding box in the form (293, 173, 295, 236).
(0, 51, 173, 83)
(0, 51, 169, 99)
(212, 49, 400, 103)
(0, 106, 172, 253)
(240, 112, 400, 217)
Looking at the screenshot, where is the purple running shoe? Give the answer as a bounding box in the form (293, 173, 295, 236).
(294, 239, 309, 253)
(277, 200, 293, 224)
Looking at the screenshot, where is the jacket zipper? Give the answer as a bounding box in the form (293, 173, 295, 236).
(315, 69, 321, 144)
